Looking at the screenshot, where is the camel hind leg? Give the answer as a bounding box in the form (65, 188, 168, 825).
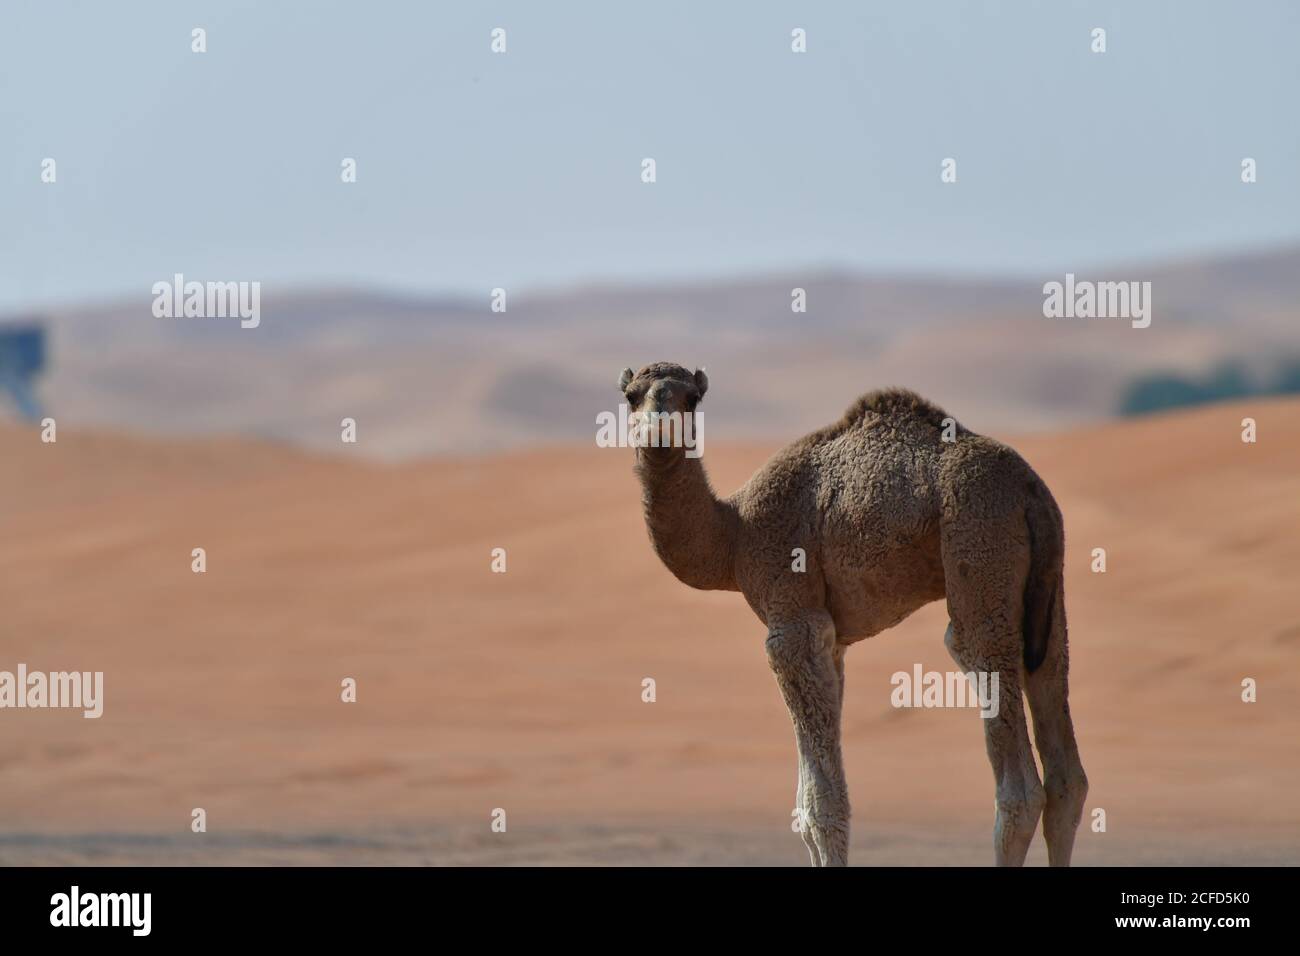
(940, 503, 1047, 865)
(1024, 587, 1088, 866)
(943, 616, 1044, 866)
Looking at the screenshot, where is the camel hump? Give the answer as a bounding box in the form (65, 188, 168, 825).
(814, 387, 967, 447)
(846, 387, 954, 429)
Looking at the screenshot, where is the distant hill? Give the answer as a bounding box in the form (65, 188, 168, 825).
(9, 245, 1300, 458)
(1119, 358, 1300, 417)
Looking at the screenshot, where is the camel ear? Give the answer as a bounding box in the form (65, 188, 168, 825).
(618, 367, 634, 391)
(693, 368, 709, 398)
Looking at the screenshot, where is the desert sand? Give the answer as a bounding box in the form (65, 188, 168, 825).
(0, 398, 1297, 865)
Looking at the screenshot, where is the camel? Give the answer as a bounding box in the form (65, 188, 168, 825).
(619, 362, 1087, 867)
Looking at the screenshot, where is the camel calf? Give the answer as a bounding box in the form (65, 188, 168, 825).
(621, 362, 1087, 867)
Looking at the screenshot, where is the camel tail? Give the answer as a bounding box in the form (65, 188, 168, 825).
(1022, 480, 1064, 674)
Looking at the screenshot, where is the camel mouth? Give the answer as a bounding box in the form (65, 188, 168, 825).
(627, 409, 701, 454)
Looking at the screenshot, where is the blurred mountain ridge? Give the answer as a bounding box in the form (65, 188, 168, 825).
(9, 244, 1300, 459)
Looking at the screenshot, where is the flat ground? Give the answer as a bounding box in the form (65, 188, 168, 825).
(1, 399, 1297, 865)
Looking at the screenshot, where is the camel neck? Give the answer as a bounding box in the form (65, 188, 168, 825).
(635, 449, 739, 592)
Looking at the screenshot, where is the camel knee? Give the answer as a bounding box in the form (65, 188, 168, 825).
(802, 770, 851, 819)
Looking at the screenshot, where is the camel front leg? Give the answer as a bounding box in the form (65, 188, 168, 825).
(766, 608, 849, 867)
(792, 739, 819, 864)
(791, 643, 846, 863)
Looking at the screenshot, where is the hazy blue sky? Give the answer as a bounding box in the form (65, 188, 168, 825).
(3, 0, 1298, 311)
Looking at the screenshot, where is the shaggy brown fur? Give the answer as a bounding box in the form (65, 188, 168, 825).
(619, 362, 1088, 867)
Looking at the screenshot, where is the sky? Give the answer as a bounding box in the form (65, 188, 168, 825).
(2, 0, 1298, 311)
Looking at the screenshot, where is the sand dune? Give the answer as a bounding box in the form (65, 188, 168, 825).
(0, 398, 1297, 865)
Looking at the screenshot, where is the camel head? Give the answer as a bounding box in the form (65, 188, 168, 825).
(618, 362, 708, 455)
